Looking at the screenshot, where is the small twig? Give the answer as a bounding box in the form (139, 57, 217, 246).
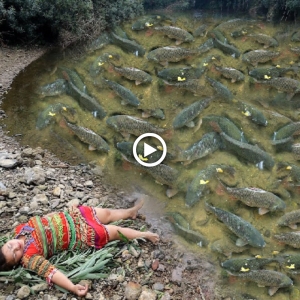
(199, 285, 206, 300)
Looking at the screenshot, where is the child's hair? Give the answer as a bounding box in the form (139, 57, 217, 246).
(0, 247, 13, 271)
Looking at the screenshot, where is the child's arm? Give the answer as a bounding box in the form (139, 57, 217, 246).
(51, 270, 88, 296)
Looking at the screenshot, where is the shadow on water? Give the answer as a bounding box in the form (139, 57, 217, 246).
(3, 9, 300, 299)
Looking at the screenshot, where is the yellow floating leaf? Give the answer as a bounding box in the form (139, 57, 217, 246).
(264, 75, 271, 79)
(242, 111, 251, 117)
(146, 22, 153, 27)
(109, 55, 113, 58)
(200, 180, 209, 185)
(232, 99, 238, 103)
(212, 56, 215, 60)
(240, 267, 250, 272)
(286, 264, 295, 269)
(289, 61, 295, 65)
(157, 146, 163, 151)
(48, 112, 56, 116)
(62, 107, 67, 111)
(98, 62, 104, 66)
(242, 30, 247, 34)
(177, 76, 186, 81)
(138, 154, 148, 161)
(203, 63, 208, 66)
(157, 16, 161, 19)
(163, 124, 167, 128)
(276, 65, 281, 68)
(255, 255, 262, 259)
(286, 166, 292, 170)
(272, 251, 279, 255)
(216, 168, 223, 173)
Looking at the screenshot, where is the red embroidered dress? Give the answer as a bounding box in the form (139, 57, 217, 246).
(14, 206, 109, 285)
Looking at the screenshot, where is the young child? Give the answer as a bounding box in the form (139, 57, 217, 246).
(0, 199, 159, 296)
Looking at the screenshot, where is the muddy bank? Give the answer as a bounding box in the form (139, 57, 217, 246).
(0, 46, 228, 300)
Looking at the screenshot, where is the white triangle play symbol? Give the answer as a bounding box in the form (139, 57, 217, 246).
(144, 142, 157, 157)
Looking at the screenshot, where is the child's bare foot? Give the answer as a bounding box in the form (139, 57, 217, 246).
(145, 231, 160, 245)
(130, 198, 144, 219)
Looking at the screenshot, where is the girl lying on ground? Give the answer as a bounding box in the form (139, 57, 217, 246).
(0, 199, 159, 296)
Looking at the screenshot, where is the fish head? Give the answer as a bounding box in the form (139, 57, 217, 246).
(116, 141, 133, 156)
(241, 53, 249, 63)
(106, 116, 119, 130)
(146, 51, 158, 62)
(153, 108, 165, 119)
(273, 200, 286, 212)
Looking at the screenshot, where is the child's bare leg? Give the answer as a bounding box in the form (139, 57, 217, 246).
(94, 199, 144, 224)
(106, 225, 159, 245)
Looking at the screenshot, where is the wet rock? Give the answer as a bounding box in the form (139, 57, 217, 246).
(84, 180, 93, 187)
(43, 295, 58, 300)
(8, 192, 16, 199)
(0, 159, 18, 168)
(67, 198, 80, 207)
(52, 187, 61, 197)
(32, 194, 48, 205)
(31, 283, 48, 292)
(30, 201, 39, 210)
(5, 296, 15, 300)
(152, 282, 164, 291)
(138, 287, 157, 300)
(0, 201, 6, 209)
(16, 285, 30, 299)
(75, 191, 85, 199)
(24, 166, 45, 185)
(125, 282, 142, 299)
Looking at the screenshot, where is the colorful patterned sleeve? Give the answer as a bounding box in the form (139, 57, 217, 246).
(21, 244, 58, 285)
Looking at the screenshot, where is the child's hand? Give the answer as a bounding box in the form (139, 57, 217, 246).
(72, 284, 88, 296)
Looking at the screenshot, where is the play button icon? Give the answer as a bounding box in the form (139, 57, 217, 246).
(133, 133, 167, 167)
(144, 142, 157, 157)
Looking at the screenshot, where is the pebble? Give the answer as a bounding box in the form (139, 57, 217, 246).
(67, 198, 80, 207)
(52, 186, 61, 197)
(32, 194, 48, 205)
(152, 282, 164, 291)
(31, 283, 48, 292)
(16, 285, 30, 299)
(0, 159, 18, 168)
(84, 180, 93, 187)
(125, 282, 142, 300)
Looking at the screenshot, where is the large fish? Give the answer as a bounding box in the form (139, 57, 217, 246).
(205, 202, 266, 248)
(36, 103, 75, 130)
(278, 210, 300, 229)
(106, 115, 171, 139)
(147, 46, 199, 66)
(173, 132, 222, 165)
(276, 162, 300, 184)
(110, 32, 145, 57)
(235, 100, 267, 126)
(65, 121, 109, 152)
(194, 24, 208, 37)
(273, 232, 300, 248)
(277, 254, 300, 274)
(249, 66, 298, 80)
(154, 26, 194, 44)
(205, 77, 234, 101)
(216, 19, 256, 31)
(209, 29, 227, 43)
(86, 32, 111, 52)
(157, 66, 204, 82)
(211, 239, 248, 257)
(213, 38, 241, 58)
(292, 143, 300, 159)
(242, 50, 280, 67)
(166, 212, 209, 247)
(221, 257, 276, 273)
(36, 79, 68, 98)
(254, 77, 300, 99)
(103, 78, 140, 106)
(89, 53, 120, 78)
(173, 97, 214, 129)
(110, 65, 152, 85)
(247, 33, 278, 48)
(202, 115, 247, 142)
(219, 180, 286, 215)
(163, 79, 213, 96)
(211, 123, 275, 170)
(59, 67, 86, 92)
(290, 47, 300, 55)
(273, 122, 300, 141)
(231, 270, 292, 296)
(291, 31, 300, 42)
(197, 38, 214, 55)
(197, 55, 222, 75)
(215, 66, 245, 83)
(185, 164, 234, 207)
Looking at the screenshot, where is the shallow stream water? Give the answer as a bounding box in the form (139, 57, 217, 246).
(2, 10, 300, 299)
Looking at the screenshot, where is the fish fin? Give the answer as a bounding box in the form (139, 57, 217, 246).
(185, 121, 195, 128)
(258, 207, 270, 215)
(135, 80, 141, 85)
(166, 188, 179, 198)
(183, 160, 192, 166)
(193, 118, 202, 133)
(141, 111, 150, 118)
(175, 40, 182, 45)
(231, 79, 236, 83)
(287, 93, 295, 100)
(121, 100, 127, 105)
(236, 238, 248, 247)
(89, 145, 97, 151)
(160, 61, 169, 67)
(121, 132, 130, 140)
(208, 121, 222, 133)
(163, 80, 172, 85)
(224, 252, 232, 258)
(215, 183, 225, 195)
(59, 118, 68, 129)
(289, 224, 298, 229)
(163, 128, 173, 140)
(258, 284, 265, 288)
(269, 287, 279, 296)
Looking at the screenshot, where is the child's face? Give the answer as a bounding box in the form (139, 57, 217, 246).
(2, 239, 24, 266)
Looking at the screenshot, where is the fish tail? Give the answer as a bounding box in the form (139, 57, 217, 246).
(209, 121, 222, 133)
(276, 162, 288, 171)
(163, 128, 173, 140)
(204, 201, 214, 213)
(292, 66, 299, 74)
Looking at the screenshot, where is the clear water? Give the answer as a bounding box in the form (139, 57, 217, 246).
(2, 10, 300, 299)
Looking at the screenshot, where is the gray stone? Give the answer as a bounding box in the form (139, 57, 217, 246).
(18, 215, 28, 223)
(87, 198, 99, 206)
(0, 181, 6, 191)
(171, 266, 182, 284)
(22, 148, 33, 158)
(138, 288, 157, 300)
(16, 285, 30, 299)
(152, 282, 164, 291)
(19, 206, 30, 215)
(52, 187, 61, 197)
(5, 296, 15, 300)
(67, 198, 80, 207)
(43, 295, 58, 300)
(129, 245, 140, 258)
(157, 264, 165, 272)
(0, 159, 18, 168)
(24, 167, 45, 185)
(84, 180, 93, 187)
(30, 201, 39, 210)
(8, 192, 16, 199)
(160, 292, 171, 300)
(125, 282, 142, 300)
(32, 194, 48, 205)
(31, 283, 48, 292)
(75, 191, 84, 199)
